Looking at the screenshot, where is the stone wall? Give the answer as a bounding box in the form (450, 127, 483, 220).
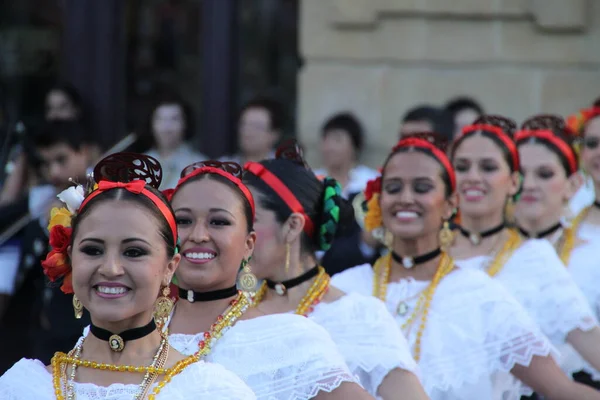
(298, 0, 600, 168)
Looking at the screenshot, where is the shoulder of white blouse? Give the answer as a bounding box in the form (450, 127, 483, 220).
(329, 263, 374, 296)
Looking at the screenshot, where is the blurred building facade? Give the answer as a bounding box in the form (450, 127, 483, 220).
(298, 0, 600, 167)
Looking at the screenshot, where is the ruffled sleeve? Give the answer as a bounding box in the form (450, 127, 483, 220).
(156, 360, 256, 399)
(0, 358, 54, 399)
(170, 314, 357, 400)
(495, 239, 597, 343)
(415, 268, 554, 399)
(569, 241, 600, 319)
(310, 292, 418, 396)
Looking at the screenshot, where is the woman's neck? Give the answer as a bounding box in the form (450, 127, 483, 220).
(85, 317, 162, 365)
(459, 209, 505, 233)
(261, 256, 319, 312)
(169, 281, 239, 334)
(158, 143, 183, 159)
(391, 233, 439, 257)
(517, 215, 562, 237)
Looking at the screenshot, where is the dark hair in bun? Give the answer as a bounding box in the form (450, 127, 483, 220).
(243, 140, 354, 253)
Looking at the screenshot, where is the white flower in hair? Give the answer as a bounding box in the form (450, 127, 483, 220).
(57, 185, 85, 214)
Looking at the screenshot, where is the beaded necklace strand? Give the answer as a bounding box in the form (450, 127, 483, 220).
(252, 266, 331, 316)
(372, 252, 454, 362)
(51, 291, 250, 400)
(485, 229, 522, 277)
(556, 208, 589, 265)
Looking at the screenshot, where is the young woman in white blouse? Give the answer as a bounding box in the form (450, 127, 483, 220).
(0, 153, 255, 399)
(332, 132, 600, 399)
(449, 114, 600, 382)
(243, 140, 426, 400)
(165, 159, 371, 400)
(513, 114, 600, 384)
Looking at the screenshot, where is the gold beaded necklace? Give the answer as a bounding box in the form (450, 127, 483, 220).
(194, 291, 251, 356)
(555, 208, 589, 265)
(252, 266, 331, 316)
(485, 229, 522, 277)
(52, 339, 197, 400)
(51, 292, 250, 400)
(372, 252, 454, 362)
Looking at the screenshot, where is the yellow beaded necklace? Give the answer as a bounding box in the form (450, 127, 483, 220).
(194, 291, 250, 355)
(52, 343, 198, 400)
(556, 208, 589, 265)
(252, 266, 331, 316)
(372, 252, 455, 362)
(51, 292, 250, 400)
(485, 229, 522, 277)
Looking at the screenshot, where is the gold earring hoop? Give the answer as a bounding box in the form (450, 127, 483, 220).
(72, 295, 83, 319)
(238, 258, 258, 292)
(154, 285, 174, 330)
(439, 220, 454, 253)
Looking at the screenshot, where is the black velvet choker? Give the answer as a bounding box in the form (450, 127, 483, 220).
(179, 285, 238, 303)
(458, 222, 505, 245)
(266, 265, 319, 296)
(391, 248, 441, 269)
(518, 222, 562, 239)
(90, 319, 156, 352)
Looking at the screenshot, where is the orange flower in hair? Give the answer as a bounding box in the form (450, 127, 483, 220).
(365, 194, 383, 233)
(363, 176, 383, 233)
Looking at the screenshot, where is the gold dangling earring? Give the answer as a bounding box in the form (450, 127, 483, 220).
(72, 295, 83, 319)
(504, 197, 515, 225)
(438, 220, 454, 253)
(285, 243, 290, 272)
(238, 258, 258, 292)
(154, 285, 174, 330)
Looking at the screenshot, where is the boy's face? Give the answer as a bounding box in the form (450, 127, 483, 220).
(37, 143, 92, 189)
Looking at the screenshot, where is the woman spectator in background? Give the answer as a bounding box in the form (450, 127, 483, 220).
(144, 92, 207, 189)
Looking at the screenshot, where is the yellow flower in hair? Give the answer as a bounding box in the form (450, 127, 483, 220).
(365, 194, 383, 233)
(48, 207, 73, 230)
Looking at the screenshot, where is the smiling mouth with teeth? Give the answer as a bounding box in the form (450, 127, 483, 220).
(184, 252, 216, 260)
(96, 286, 129, 295)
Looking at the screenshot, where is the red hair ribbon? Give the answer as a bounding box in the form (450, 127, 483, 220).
(80, 180, 178, 246)
(244, 161, 314, 236)
(393, 137, 456, 192)
(515, 129, 578, 175)
(461, 124, 519, 171)
(169, 166, 255, 217)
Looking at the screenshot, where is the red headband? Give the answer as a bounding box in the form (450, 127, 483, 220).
(393, 138, 456, 191)
(515, 129, 578, 175)
(79, 180, 178, 246)
(461, 124, 519, 171)
(169, 167, 255, 217)
(244, 161, 314, 236)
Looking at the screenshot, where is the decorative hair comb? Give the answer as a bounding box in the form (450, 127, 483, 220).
(397, 131, 450, 152)
(275, 138, 309, 168)
(94, 152, 163, 188)
(521, 114, 565, 132)
(472, 115, 518, 137)
(180, 160, 243, 179)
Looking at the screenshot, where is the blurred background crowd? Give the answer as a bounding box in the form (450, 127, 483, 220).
(0, 0, 599, 375)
